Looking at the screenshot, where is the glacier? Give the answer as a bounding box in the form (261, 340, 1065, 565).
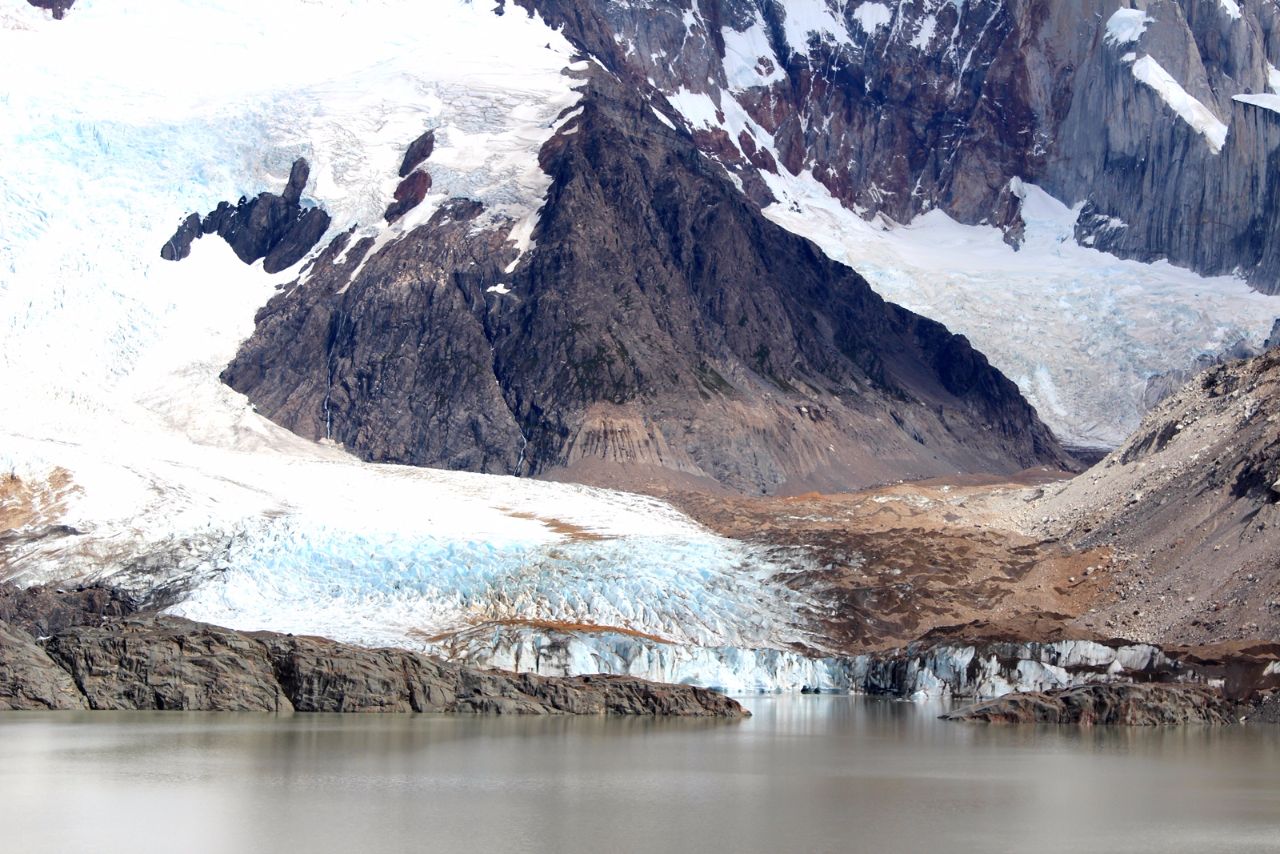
(3, 0, 1276, 695)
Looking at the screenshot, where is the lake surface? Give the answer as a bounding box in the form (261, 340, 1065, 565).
(1, 696, 1277, 853)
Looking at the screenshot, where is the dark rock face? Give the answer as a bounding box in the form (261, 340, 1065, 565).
(384, 169, 432, 223)
(44, 618, 292, 712)
(160, 213, 202, 262)
(2, 612, 746, 716)
(0, 622, 87, 710)
(263, 633, 746, 716)
(27, 0, 74, 19)
(399, 129, 436, 178)
(224, 72, 1072, 493)
(524, 0, 1280, 292)
(160, 157, 331, 274)
(943, 684, 1237, 726)
(0, 582, 137, 638)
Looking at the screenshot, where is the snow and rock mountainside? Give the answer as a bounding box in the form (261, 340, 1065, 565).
(226, 67, 1072, 494)
(0, 0, 841, 692)
(0, 0, 1071, 693)
(524, 0, 1280, 446)
(540, 0, 1280, 290)
(1, 0, 1276, 693)
(1027, 346, 1280, 646)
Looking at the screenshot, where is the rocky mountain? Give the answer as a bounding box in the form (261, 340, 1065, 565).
(223, 68, 1072, 494)
(527, 0, 1280, 293)
(6, 0, 1279, 702)
(1029, 346, 1280, 644)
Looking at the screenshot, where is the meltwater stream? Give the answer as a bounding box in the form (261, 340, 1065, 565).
(1, 696, 1277, 854)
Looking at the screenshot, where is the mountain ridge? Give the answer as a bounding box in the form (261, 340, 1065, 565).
(222, 67, 1073, 494)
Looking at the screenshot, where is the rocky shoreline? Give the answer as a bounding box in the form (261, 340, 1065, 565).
(5, 584, 1276, 724)
(942, 684, 1238, 726)
(0, 586, 745, 717)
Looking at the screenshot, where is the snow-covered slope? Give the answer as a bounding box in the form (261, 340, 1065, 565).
(0, 0, 581, 410)
(755, 172, 1276, 448)
(662, 69, 1273, 446)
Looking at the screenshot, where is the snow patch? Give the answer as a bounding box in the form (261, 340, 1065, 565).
(1235, 93, 1280, 116)
(779, 0, 845, 53)
(722, 16, 786, 90)
(1217, 0, 1242, 20)
(910, 14, 938, 50)
(1105, 9, 1153, 46)
(1269, 63, 1280, 94)
(851, 2, 892, 33)
(1131, 55, 1228, 153)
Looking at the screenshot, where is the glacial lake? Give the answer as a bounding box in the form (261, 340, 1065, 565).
(1, 696, 1277, 853)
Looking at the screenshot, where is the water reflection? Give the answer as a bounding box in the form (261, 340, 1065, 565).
(0, 696, 1276, 853)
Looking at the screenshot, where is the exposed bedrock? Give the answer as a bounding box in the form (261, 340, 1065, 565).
(0, 622, 87, 711)
(398, 128, 436, 178)
(224, 71, 1072, 494)
(942, 684, 1237, 725)
(384, 169, 432, 223)
(522, 0, 1280, 292)
(1, 614, 746, 716)
(160, 157, 331, 274)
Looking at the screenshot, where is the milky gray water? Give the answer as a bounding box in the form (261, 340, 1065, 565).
(1, 696, 1277, 854)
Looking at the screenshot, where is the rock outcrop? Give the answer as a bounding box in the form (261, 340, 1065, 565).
(1, 613, 746, 716)
(224, 70, 1073, 494)
(264, 632, 743, 715)
(384, 169, 432, 223)
(0, 582, 137, 638)
(522, 0, 1280, 293)
(943, 684, 1237, 725)
(0, 622, 86, 710)
(161, 157, 330, 274)
(26, 0, 74, 19)
(398, 128, 435, 178)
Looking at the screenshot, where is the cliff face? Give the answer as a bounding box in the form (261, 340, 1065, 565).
(224, 72, 1071, 493)
(0, 596, 746, 717)
(525, 0, 1280, 292)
